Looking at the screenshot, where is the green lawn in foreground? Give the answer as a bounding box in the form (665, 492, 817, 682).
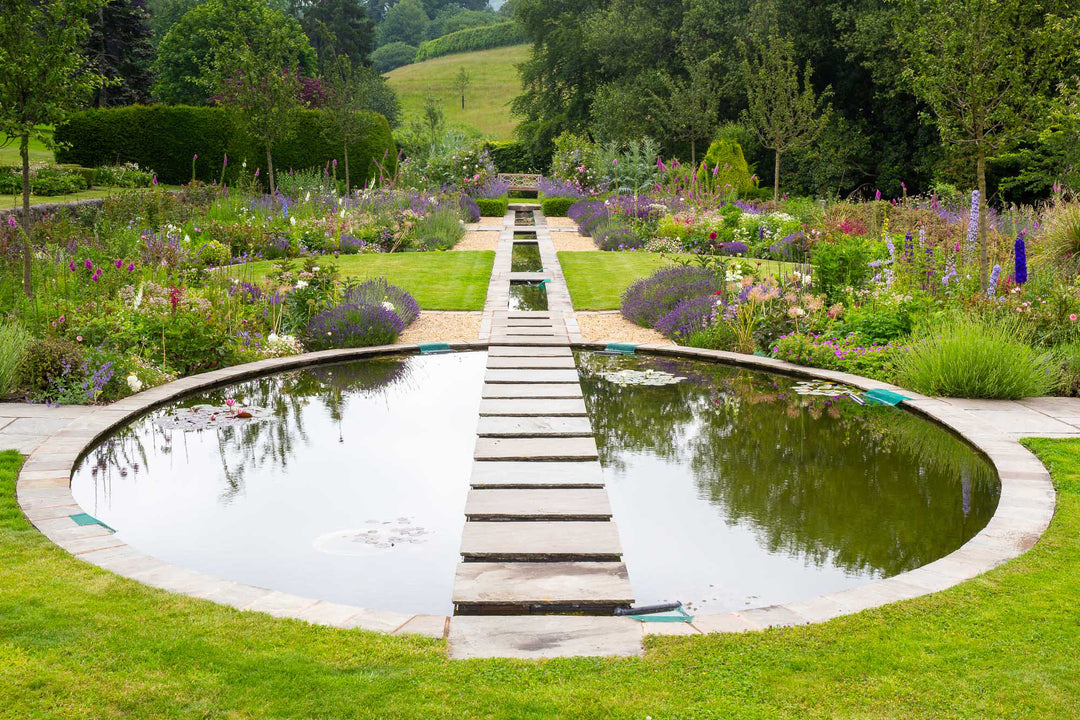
(0, 129, 54, 166)
(2, 439, 1079, 716)
(385, 45, 529, 140)
(559, 251, 799, 310)
(228, 251, 494, 311)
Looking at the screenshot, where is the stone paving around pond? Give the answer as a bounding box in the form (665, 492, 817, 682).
(1, 205, 1075, 660)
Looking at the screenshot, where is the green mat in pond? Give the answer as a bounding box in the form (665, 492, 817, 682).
(863, 388, 909, 406)
(69, 513, 115, 532)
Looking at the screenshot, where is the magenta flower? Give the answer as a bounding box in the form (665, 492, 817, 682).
(68, 261, 76, 272)
(193, 153, 198, 161)
(114, 259, 122, 269)
(84, 259, 93, 270)
(223, 154, 228, 168)
(127, 262, 135, 271)
(6, 216, 15, 229)
(152, 175, 158, 186)
(875, 189, 881, 201)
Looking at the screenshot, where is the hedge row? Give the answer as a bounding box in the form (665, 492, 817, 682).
(475, 197, 508, 217)
(483, 141, 539, 174)
(414, 22, 526, 62)
(54, 105, 397, 188)
(540, 196, 576, 217)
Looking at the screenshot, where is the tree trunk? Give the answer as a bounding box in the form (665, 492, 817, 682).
(461, 93, 465, 110)
(266, 145, 276, 199)
(773, 149, 781, 202)
(976, 138, 989, 288)
(690, 137, 696, 167)
(344, 138, 350, 193)
(20, 133, 32, 298)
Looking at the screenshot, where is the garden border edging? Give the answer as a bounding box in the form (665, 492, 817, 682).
(14, 344, 1056, 650)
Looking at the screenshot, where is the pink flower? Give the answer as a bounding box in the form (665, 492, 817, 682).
(127, 262, 135, 271)
(6, 216, 15, 228)
(193, 153, 198, 161)
(114, 259, 122, 269)
(1071, 314, 1077, 322)
(223, 154, 228, 167)
(84, 259, 93, 270)
(152, 175, 158, 186)
(68, 261, 76, 272)
(225, 398, 235, 408)
(76, 336, 83, 342)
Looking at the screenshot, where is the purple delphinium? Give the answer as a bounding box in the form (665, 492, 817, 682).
(621, 266, 725, 328)
(942, 264, 958, 285)
(1014, 231, 1028, 285)
(986, 263, 1001, 297)
(965, 190, 980, 253)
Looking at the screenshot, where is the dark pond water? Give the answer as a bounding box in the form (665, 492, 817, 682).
(70, 352, 486, 615)
(511, 243, 543, 272)
(576, 351, 999, 614)
(508, 281, 548, 311)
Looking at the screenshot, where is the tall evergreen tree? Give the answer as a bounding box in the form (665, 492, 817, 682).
(88, 0, 155, 106)
(290, 0, 375, 69)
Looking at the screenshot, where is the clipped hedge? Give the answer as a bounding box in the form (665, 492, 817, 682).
(483, 140, 536, 173)
(540, 196, 576, 217)
(55, 105, 397, 188)
(414, 22, 525, 62)
(475, 197, 508, 217)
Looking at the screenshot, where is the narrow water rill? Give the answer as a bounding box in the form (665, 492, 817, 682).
(510, 243, 543, 272)
(508, 281, 548, 311)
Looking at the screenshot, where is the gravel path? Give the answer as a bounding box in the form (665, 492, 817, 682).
(455, 231, 500, 251)
(399, 312, 482, 344)
(545, 217, 578, 228)
(575, 312, 673, 345)
(553, 233, 597, 252)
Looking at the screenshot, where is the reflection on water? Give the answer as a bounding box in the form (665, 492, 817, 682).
(511, 243, 543, 272)
(577, 351, 999, 613)
(508, 281, 548, 311)
(71, 352, 487, 615)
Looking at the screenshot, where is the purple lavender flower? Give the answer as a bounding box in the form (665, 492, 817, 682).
(622, 266, 725, 328)
(654, 295, 717, 339)
(986, 263, 1001, 297)
(966, 190, 980, 253)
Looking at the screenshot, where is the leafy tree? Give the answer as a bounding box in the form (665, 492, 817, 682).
(455, 67, 470, 110)
(88, 0, 155, 107)
(427, 7, 499, 39)
(742, 35, 831, 201)
(146, 0, 199, 44)
(370, 41, 417, 72)
(898, 0, 1078, 286)
(215, 45, 302, 198)
(154, 0, 315, 104)
(423, 95, 445, 146)
(323, 56, 368, 190)
(353, 64, 403, 126)
(375, 0, 429, 47)
(289, 0, 375, 70)
(659, 61, 720, 166)
(0, 0, 108, 297)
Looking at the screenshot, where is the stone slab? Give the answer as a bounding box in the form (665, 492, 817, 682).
(498, 318, 557, 327)
(448, 616, 642, 659)
(479, 399, 587, 416)
(484, 369, 580, 384)
(460, 521, 622, 560)
(488, 336, 571, 347)
(453, 562, 631, 605)
(474, 436, 598, 461)
(392, 614, 449, 638)
(486, 356, 577, 370)
(470, 461, 605, 488)
(482, 384, 583, 399)
(488, 326, 561, 337)
(487, 346, 571, 357)
(476, 416, 593, 438)
(464, 488, 611, 519)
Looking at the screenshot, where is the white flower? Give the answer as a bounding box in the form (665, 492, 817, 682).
(304, 192, 311, 202)
(183, 234, 191, 243)
(290, 217, 296, 226)
(312, 266, 320, 272)
(339, 208, 346, 219)
(294, 280, 308, 290)
(242, 160, 247, 169)
(382, 301, 395, 312)
(268, 332, 279, 343)
(126, 374, 143, 393)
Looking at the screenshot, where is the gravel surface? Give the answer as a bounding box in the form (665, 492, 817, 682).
(399, 312, 482, 344)
(553, 233, 597, 252)
(575, 312, 673, 345)
(545, 217, 578, 228)
(455, 231, 500, 251)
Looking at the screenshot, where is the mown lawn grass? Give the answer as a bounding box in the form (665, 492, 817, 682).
(0, 129, 53, 166)
(228, 251, 494, 311)
(2, 437, 1079, 717)
(560, 251, 799, 310)
(384, 45, 529, 140)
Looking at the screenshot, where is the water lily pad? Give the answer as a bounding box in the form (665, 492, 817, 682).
(598, 369, 686, 387)
(157, 404, 272, 431)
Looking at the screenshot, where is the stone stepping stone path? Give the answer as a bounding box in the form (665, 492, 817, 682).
(450, 205, 638, 658)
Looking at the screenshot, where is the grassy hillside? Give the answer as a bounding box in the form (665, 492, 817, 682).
(385, 44, 529, 140)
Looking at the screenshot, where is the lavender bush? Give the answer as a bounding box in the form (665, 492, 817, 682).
(621, 265, 725, 328)
(459, 194, 481, 223)
(538, 177, 586, 199)
(654, 295, 718, 339)
(304, 303, 405, 350)
(343, 278, 420, 326)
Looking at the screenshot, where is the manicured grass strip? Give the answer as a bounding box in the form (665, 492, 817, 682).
(559, 251, 798, 310)
(2, 440, 1079, 716)
(229, 251, 494, 311)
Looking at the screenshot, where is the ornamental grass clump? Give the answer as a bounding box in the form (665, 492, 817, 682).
(621, 265, 724, 328)
(0, 321, 31, 397)
(895, 316, 1061, 399)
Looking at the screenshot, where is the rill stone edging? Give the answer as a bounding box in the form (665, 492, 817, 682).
(15, 343, 1057, 651)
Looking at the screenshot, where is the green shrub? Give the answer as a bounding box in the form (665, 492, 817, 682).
(195, 240, 231, 267)
(58, 165, 97, 189)
(54, 106, 397, 187)
(20, 338, 85, 395)
(695, 139, 757, 196)
(541, 196, 576, 217)
(475, 197, 508, 216)
(411, 205, 465, 250)
(94, 163, 154, 188)
(0, 322, 31, 397)
(413, 22, 525, 62)
(1057, 342, 1080, 397)
(895, 316, 1062, 399)
(811, 237, 875, 304)
(371, 42, 417, 73)
(484, 141, 536, 173)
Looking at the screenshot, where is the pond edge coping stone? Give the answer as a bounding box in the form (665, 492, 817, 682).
(14, 342, 1056, 657)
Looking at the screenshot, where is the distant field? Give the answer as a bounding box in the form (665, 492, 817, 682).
(0, 129, 54, 166)
(385, 44, 529, 140)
